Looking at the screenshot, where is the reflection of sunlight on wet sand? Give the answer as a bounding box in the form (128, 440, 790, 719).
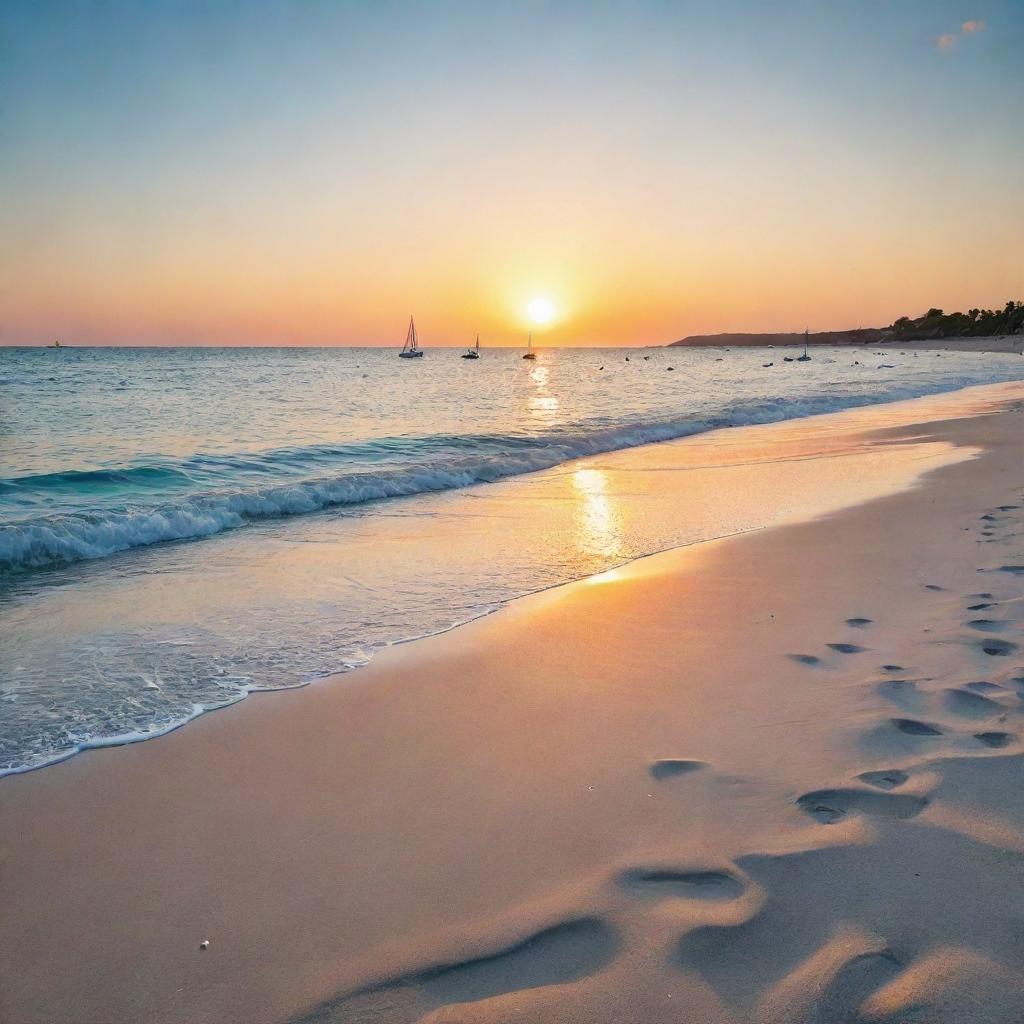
(585, 565, 625, 586)
(573, 467, 624, 560)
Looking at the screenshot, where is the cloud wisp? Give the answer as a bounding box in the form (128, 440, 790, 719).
(935, 18, 986, 49)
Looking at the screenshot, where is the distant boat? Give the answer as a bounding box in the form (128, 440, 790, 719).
(462, 335, 480, 359)
(522, 332, 536, 360)
(398, 316, 423, 358)
(796, 329, 812, 361)
(50, 339, 62, 349)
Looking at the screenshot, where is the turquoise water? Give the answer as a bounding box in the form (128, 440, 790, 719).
(2, 343, 1023, 773)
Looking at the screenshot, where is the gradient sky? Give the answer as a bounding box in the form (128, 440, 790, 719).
(2, 0, 1022, 347)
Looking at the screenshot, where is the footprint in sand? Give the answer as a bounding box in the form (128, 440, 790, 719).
(828, 643, 866, 655)
(649, 758, 705, 780)
(890, 718, 944, 737)
(965, 680, 1006, 694)
(415, 917, 619, 1003)
(845, 618, 873, 628)
(772, 947, 904, 1024)
(924, 584, 946, 591)
(796, 787, 929, 824)
(789, 653, 822, 666)
(617, 867, 745, 901)
(876, 680, 929, 714)
(880, 664, 905, 672)
(974, 731, 1014, 748)
(943, 688, 1003, 719)
(997, 565, 1024, 575)
(857, 769, 909, 790)
(966, 619, 1007, 633)
(324, 917, 621, 1016)
(976, 638, 1018, 657)
(967, 602, 996, 611)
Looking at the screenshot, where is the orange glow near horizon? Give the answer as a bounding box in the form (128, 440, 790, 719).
(7, 174, 1018, 348)
(5, 202, 1019, 348)
(3, 4, 1021, 348)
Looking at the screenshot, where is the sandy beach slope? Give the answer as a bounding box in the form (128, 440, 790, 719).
(892, 334, 1024, 356)
(4, 382, 1024, 1023)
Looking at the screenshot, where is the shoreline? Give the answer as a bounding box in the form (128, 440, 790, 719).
(670, 333, 1023, 354)
(4, 376, 1014, 779)
(5, 382, 1024, 1022)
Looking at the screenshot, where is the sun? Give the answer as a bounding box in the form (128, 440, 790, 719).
(526, 296, 557, 326)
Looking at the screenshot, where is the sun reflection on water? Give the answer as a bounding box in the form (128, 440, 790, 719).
(527, 364, 562, 427)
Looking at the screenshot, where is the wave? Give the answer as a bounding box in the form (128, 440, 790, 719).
(0, 464, 190, 495)
(0, 376, 997, 574)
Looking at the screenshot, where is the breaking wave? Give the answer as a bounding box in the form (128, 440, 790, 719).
(0, 376, 996, 574)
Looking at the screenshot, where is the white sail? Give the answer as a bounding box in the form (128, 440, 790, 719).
(399, 316, 423, 357)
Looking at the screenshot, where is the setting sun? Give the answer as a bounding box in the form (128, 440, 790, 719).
(527, 297, 557, 326)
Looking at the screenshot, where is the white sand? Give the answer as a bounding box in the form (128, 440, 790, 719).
(3, 382, 1024, 1023)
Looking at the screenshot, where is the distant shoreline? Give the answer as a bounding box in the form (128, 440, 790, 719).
(669, 332, 1023, 354)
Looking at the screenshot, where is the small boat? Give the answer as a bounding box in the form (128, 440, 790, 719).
(50, 339, 62, 349)
(462, 335, 480, 359)
(522, 332, 536, 360)
(796, 329, 812, 361)
(398, 316, 424, 358)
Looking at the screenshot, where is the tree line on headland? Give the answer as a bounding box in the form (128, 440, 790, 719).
(891, 302, 1024, 340)
(669, 301, 1024, 347)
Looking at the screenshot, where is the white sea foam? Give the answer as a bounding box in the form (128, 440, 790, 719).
(0, 375, 1001, 573)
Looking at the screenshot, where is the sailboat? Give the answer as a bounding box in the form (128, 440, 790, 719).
(796, 328, 812, 361)
(398, 316, 423, 358)
(522, 332, 536, 360)
(461, 335, 480, 359)
(50, 339, 62, 349)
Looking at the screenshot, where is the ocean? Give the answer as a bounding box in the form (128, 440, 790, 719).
(2, 343, 1023, 774)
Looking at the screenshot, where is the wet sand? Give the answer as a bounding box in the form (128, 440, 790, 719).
(4, 382, 1024, 1023)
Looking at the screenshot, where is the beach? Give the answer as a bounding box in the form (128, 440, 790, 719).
(4, 380, 1024, 1023)
(896, 334, 1024, 355)
(6, 3, 1024, 1020)
(672, 334, 1024, 354)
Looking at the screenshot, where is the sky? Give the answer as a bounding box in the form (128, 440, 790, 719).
(1, 0, 1022, 347)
